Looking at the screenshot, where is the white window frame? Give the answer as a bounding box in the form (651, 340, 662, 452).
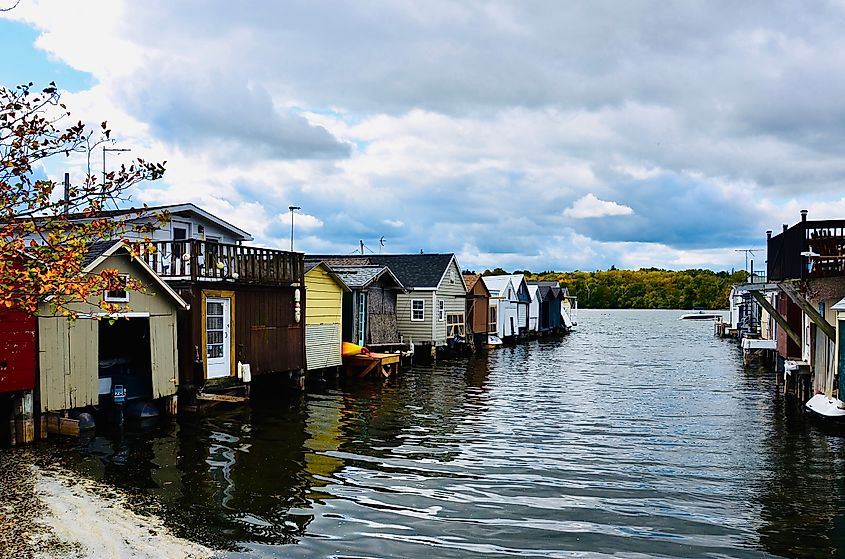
(103, 274, 130, 303)
(438, 299, 445, 321)
(446, 312, 465, 337)
(411, 299, 425, 322)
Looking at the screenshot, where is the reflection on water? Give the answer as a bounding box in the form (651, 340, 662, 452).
(36, 310, 845, 558)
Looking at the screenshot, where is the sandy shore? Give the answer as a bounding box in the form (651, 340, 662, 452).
(0, 450, 215, 559)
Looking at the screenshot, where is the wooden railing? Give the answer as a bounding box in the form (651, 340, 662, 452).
(140, 240, 303, 285)
(768, 220, 845, 281)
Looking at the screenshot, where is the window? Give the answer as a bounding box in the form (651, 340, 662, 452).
(488, 305, 498, 333)
(447, 313, 465, 337)
(450, 270, 455, 284)
(438, 299, 445, 321)
(411, 299, 425, 321)
(104, 274, 129, 303)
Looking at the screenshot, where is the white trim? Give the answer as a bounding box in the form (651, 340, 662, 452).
(411, 298, 425, 321)
(78, 312, 151, 319)
(435, 255, 468, 292)
(103, 273, 130, 303)
(83, 241, 190, 310)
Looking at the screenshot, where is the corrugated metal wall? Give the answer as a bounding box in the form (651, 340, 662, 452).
(0, 312, 36, 394)
(306, 323, 342, 370)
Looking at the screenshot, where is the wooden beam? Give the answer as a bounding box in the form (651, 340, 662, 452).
(778, 282, 836, 340)
(196, 393, 249, 403)
(748, 290, 802, 347)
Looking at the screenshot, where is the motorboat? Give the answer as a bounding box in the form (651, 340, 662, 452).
(485, 335, 503, 349)
(680, 309, 721, 320)
(805, 394, 845, 421)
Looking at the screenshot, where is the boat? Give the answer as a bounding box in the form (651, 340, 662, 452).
(484, 335, 504, 349)
(680, 309, 721, 320)
(805, 394, 845, 421)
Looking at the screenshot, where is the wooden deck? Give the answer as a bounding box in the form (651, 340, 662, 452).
(343, 352, 401, 379)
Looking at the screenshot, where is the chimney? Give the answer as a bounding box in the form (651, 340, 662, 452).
(766, 230, 772, 240)
(801, 209, 808, 222)
(783, 224, 788, 232)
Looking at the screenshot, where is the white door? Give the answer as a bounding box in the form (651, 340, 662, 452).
(206, 297, 231, 379)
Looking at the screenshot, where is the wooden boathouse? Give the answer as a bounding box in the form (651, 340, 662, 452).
(762, 211, 845, 400)
(463, 274, 490, 350)
(0, 310, 36, 445)
(37, 240, 189, 431)
(303, 261, 349, 372)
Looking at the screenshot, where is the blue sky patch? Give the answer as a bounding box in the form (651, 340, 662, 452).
(0, 19, 93, 92)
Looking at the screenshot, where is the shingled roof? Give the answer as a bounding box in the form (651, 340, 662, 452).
(82, 240, 123, 268)
(306, 253, 459, 289)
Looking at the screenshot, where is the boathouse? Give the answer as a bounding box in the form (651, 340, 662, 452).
(37, 241, 188, 419)
(309, 254, 468, 352)
(327, 264, 405, 349)
(463, 274, 490, 349)
(529, 281, 564, 333)
(303, 261, 349, 372)
(65, 204, 307, 400)
(482, 276, 519, 340)
(0, 311, 36, 445)
(765, 211, 845, 400)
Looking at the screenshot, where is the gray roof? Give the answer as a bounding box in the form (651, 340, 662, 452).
(307, 253, 457, 289)
(331, 265, 403, 290)
(82, 240, 122, 268)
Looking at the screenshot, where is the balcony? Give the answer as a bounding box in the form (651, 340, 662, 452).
(139, 239, 303, 285)
(768, 219, 845, 281)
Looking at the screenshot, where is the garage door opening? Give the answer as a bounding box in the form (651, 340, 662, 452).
(98, 318, 153, 403)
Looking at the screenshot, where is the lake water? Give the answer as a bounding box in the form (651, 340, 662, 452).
(34, 310, 845, 557)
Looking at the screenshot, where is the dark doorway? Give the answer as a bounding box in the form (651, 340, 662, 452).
(98, 318, 152, 403)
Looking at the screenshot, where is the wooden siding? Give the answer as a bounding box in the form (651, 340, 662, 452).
(178, 284, 305, 381)
(305, 266, 344, 326)
(38, 317, 97, 412)
(367, 280, 400, 344)
(306, 323, 342, 370)
(466, 283, 489, 334)
(396, 292, 434, 344)
(0, 312, 36, 393)
(38, 253, 181, 412)
(433, 260, 468, 344)
(150, 315, 179, 398)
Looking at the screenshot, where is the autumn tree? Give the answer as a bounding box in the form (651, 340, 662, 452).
(1, 82, 166, 317)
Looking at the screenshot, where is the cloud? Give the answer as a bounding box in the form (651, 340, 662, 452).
(8, 1, 845, 272)
(564, 194, 634, 219)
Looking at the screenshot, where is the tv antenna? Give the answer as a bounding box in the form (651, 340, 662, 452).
(734, 248, 759, 275)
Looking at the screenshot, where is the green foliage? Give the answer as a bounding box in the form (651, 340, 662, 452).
(525, 268, 748, 309)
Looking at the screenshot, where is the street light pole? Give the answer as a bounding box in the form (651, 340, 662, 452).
(289, 205, 301, 251)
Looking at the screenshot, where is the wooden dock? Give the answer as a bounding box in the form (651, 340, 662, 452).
(343, 352, 401, 379)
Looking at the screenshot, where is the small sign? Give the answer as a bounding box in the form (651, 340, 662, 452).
(113, 385, 126, 404)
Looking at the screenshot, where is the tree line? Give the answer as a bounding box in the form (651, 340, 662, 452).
(477, 268, 747, 309)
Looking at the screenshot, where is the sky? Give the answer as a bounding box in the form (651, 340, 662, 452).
(3, 0, 845, 273)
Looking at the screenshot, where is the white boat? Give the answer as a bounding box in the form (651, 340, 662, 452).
(680, 310, 721, 320)
(485, 335, 504, 349)
(805, 394, 845, 421)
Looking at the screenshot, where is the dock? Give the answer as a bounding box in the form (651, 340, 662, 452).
(343, 352, 401, 379)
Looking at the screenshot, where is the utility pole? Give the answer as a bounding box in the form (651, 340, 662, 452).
(734, 249, 759, 277)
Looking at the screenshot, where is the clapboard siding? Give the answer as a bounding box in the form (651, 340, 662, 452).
(306, 323, 342, 370)
(396, 292, 434, 343)
(433, 260, 468, 343)
(305, 266, 343, 325)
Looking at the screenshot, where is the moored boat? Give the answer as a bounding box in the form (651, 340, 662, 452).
(805, 394, 845, 421)
(680, 310, 721, 320)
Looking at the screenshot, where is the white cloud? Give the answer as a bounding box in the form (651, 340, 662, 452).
(563, 194, 634, 219)
(279, 211, 323, 230)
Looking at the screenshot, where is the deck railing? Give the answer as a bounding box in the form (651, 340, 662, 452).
(140, 239, 303, 285)
(768, 220, 845, 281)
